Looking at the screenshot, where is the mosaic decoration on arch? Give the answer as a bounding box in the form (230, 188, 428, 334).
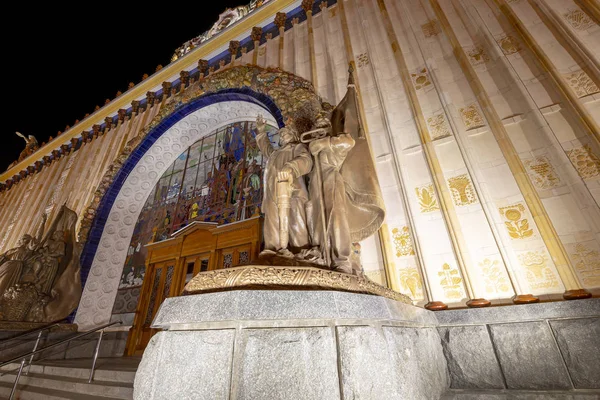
(79, 65, 325, 246)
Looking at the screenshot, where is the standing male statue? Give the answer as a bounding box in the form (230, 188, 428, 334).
(255, 116, 313, 258)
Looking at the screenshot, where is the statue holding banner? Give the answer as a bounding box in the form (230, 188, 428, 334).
(256, 65, 385, 275)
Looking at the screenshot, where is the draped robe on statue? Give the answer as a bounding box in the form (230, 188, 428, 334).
(308, 71, 386, 273)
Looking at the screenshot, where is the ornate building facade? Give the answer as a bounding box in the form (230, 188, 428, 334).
(0, 0, 599, 333)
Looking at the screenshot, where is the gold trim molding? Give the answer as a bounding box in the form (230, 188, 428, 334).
(184, 265, 412, 303)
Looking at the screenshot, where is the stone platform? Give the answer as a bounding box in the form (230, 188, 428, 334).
(133, 290, 448, 400)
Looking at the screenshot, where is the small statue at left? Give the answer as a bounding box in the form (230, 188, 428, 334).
(16, 131, 39, 162)
(5, 132, 39, 171)
(0, 206, 82, 322)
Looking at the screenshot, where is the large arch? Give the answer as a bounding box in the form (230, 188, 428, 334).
(75, 66, 325, 329)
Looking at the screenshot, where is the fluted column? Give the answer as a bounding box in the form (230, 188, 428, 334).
(275, 12, 287, 69)
(302, 0, 318, 89)
(431, 0, 591, 300)
(251, 27, 263, 65)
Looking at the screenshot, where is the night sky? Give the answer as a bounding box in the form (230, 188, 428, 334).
(2, 1, 244, 173)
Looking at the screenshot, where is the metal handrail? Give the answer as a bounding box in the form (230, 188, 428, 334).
(1, 320, 122, 399)
(0, 321, 64, 345)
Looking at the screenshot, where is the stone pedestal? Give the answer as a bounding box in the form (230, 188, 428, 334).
(133, 290, 449, 400)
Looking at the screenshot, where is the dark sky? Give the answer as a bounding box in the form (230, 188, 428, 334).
(2, 1, 244, 173)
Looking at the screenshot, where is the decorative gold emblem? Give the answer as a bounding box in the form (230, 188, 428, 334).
(421, 20, 440, 37)
(524, 156, 562, 190)
(415, 184, 439, 213)
(479, 259, 511, 294)
(570, 243, 600, 287)
(398, 268, 423, 300)
(357, 53, 370, 68)
(563, 9, 595, 31)
(448, 174, 478, 206)
(392, 226, 415, 257)
(518, 251, 559, 290)
(497, 35, 521, 55)
(438, 263, 464, 300)
(467, 46, 490, 66)
(565, 70, 599, 98)
(411, 68, 432, 90)
(499, 203, 534, 240)
(567, 145, 600, 180)
(459, 104, 485, 130)
(184, 265, 411, 303)
(427, 114, 451, 140)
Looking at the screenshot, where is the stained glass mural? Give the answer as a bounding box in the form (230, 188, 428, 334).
(112, 120, 277, 318)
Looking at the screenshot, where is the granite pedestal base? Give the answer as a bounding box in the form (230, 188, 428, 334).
(133, 290, 448, 400)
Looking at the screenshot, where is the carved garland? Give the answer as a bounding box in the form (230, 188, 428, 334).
(78, 65, 328, 244)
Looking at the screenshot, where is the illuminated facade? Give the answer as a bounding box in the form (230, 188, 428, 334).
(0, 0, 599, 332)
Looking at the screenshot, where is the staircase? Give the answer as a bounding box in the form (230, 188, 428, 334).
(0, 357, 139, 400)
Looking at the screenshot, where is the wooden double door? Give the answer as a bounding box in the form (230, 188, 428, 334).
(125, 218, 261, 355)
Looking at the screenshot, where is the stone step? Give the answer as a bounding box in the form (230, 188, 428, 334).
(0, 371, 133, 399)
(0, 380, 125, 400)
(442, 389, 600, 399)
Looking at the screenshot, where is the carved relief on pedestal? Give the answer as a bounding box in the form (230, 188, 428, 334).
(392, 226, 415, 257)
(499, 203, 534, 240)
(569, 243, 600, 287)
(497, 35, 521, 55)
(567, 145, 600, 179)
(459, 104, 486, 130)
(421, 20, 440, 37)
(411, 68, 432, 90)
(563, 9, 595, 31)
(447, 174, 478, 206)
(438, 263, 465, 300)
(479, 258, 511, 295)
(398, 267, 424, 300)
(518, 251, 560, 291)
(426, 114, 451, 140)
(415, 184, 439, 213)
(523, 156, 562, 190)
(466, 46, 490, 66)
(564, 70, 599, 98)
(357, 53, 370, 69)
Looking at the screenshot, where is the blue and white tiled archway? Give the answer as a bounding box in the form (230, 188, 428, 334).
(75, 92, 281, 329)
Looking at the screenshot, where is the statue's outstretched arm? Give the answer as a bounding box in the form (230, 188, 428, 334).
(255, 114, 274, 158)
(15, 131, 28, 144)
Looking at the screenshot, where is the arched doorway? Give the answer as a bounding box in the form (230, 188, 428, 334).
(74, 66, 326, 330)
